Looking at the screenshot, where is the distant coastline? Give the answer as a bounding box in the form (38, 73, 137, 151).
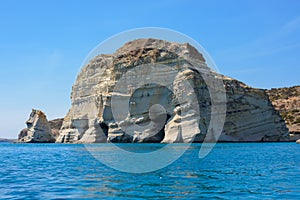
(0, 138, 16, 143)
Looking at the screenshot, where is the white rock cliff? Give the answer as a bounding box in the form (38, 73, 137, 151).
(18, 109, 55, 143)
(56, 38, 289, 143)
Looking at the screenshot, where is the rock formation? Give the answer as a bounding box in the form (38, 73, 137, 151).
(48, 118, 64, 138)
(267, 86, 300, 140)
(18, 109, 56, 143)
(56, 38, 289, 143)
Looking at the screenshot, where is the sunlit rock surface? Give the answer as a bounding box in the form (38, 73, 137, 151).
(18, 109, 55, 143)
(56, 38, 289, 143)
(267, 86, 300, 141)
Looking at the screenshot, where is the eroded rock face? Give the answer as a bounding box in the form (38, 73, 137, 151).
(18, 109, 55, 143)
(220, 79, 288, 142)
(48, 118, 64, 139)
(57, 38, 289, 143)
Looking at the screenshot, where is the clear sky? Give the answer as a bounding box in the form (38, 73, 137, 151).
(0, 0, 299, 139)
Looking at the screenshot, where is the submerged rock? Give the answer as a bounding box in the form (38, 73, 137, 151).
(57, 38, 289, 143)
(18, 109, 55, 143)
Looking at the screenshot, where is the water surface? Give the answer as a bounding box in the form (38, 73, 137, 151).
(0, 143, 299, 199)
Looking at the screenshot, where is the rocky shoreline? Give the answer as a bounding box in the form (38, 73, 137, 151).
(17, 39, 299, 143)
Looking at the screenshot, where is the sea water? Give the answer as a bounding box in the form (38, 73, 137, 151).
(0, 143, 299, 199)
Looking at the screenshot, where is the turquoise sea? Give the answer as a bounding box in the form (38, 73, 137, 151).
(0, 143, 299, 199)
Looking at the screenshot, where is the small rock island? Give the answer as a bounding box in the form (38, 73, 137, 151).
(18, 110, 63, 143)
(18, 109, 55, 143)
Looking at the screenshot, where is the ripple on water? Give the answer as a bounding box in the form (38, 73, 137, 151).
(0, 143, 300, 199)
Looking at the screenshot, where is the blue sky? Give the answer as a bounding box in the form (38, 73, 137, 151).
(0, 0, 299, 138)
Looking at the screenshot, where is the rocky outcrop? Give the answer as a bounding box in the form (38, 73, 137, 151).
(267, 86, 300, 140)
(18, 109, 56, 143)
(18, 128, 28, 141)
(219, 80, 289, 142)
(57, 38, 289, 143)
(48, 118, 64, 138)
